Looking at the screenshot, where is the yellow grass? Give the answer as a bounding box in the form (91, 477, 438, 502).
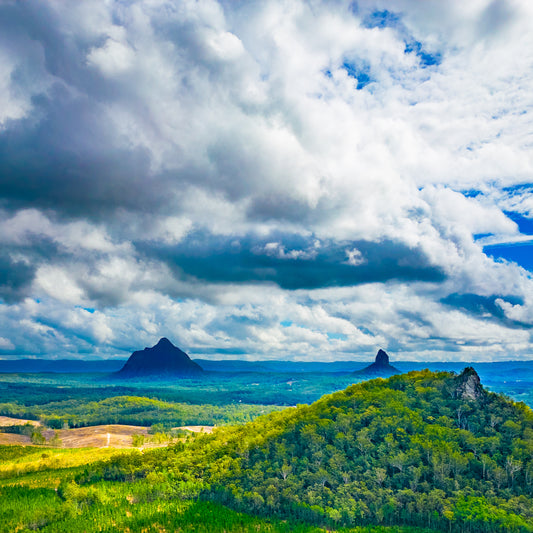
(57, 424, 150, 448)
(0, 433, 31, 445)
(0, 447, 138, 485)
(174, 425, 214, 433)
(0, 416, 40, 427)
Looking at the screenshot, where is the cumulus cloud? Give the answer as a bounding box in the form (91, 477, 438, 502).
(0, 0, 532, 360)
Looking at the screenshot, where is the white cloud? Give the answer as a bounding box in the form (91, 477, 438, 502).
(87, 38, 136, 76)
(0, 51, 30, 126)
(0, 337, 14, 351)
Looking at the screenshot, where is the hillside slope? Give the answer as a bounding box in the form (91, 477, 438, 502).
(132, 368, 533, 531)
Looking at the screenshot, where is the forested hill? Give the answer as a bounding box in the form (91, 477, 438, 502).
(105, 368, 533, 532)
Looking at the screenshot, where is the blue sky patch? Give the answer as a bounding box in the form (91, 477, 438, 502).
(484, 242, 533, 272)
(360, 9, 441, 68)
(363, 10, 400, 29)
(473, 233, 494, 241)
(504, 211, 533, 235)
(327, 332, 348, 341)
(404, 40, 441, 67)
(462, 189, 483, 198)
(342, 61, 372, 89)
(503, 183, 533, 194)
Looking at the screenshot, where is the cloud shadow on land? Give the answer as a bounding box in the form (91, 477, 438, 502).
(140, 231, 446, 290)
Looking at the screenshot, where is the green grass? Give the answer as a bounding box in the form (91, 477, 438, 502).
(0, 445, 137, 485)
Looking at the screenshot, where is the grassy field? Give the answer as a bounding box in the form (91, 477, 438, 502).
(0, 446, 135, 484)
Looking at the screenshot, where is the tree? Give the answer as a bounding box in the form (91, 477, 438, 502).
(30, 428, 46, 445)
(505, 456, 522, 487)
(49, 431, 62, 448)
(132, 434, 145, 447)
(280, 463, 292, 481)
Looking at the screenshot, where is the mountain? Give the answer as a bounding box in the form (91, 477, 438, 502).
(117, 338, 203, 377)
(115, 367, 530, 532)
(353, 348, 399, 376)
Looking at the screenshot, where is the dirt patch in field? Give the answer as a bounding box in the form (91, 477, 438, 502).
(175, 425, 214, 434)
(0, 433, 31, 445)
(56, 425, 151, 448)
(0, 422, 216, 448)
(0, 416, 40, 427)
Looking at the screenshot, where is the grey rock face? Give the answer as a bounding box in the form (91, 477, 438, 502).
(454, 367, 484, 401)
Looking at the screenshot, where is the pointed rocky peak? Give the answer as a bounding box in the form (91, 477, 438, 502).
(375, 349, 390, 366)
(454, 367, 484, 401)
(118, 338, 203, 377)
(353, 348, 399, 377)
(154, 337, 174, 349)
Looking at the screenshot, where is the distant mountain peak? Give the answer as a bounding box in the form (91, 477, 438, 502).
(375, 349, 390, 365)
(353, 348, 399, 377)
(154, 337, 173, 348)
(118, 338, 203, 377)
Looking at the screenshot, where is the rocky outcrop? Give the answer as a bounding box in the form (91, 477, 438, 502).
(353, 349, 399, 377)
(454, 367, 484, 401)
(118, 338, 203, 377)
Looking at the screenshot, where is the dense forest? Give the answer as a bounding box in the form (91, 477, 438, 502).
(1, 369, 532, 532)
(0, 394, 281, 428)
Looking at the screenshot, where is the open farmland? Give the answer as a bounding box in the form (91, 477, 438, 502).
(0, 415, 214, 448)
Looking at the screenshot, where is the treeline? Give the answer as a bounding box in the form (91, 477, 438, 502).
(0, 423, 61, 446)
(0, 395, 282, 428)
(1, 481, 431, 533)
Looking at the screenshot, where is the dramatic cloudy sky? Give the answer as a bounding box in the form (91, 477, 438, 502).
(1, 0, 532, 361)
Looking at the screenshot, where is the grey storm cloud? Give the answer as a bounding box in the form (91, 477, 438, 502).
(0, 252, 35, 303)
(0, 1, 225, 216)
(0, 98, 155, 216)
(0, 235, 64, 303)
(140, 232, 446, 290)
(0, 3, 151, 215)
(441, 293, 533, 330)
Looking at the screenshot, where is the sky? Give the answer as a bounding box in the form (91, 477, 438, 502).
(0, 0, 532, 362)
